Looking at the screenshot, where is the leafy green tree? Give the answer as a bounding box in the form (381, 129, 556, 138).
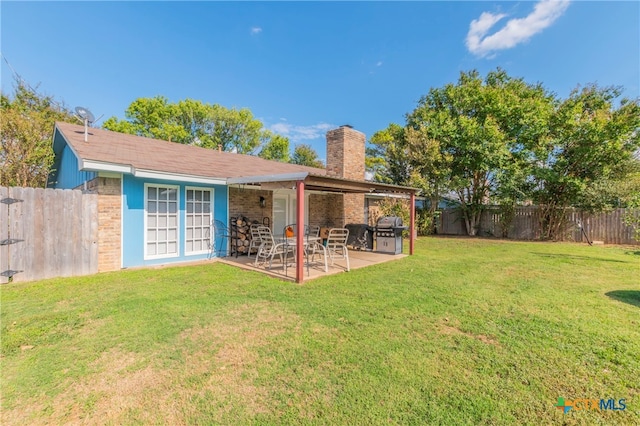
(104, 96, 284, 154)
(1, 80, 75, 187)
(258, 131, 290, 162)
(531, 85, 640, 239)
(406, 69, 554, 235)
(366, 123, 410, 185)
(291, 144, 323, 168)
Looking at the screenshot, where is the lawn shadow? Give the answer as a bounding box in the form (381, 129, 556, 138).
(606, 291, 640, 308)
(530, 253, 628, 263)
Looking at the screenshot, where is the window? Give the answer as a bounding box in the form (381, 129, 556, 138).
(146, 185, 179, 258)
(186, 187, 213, 255)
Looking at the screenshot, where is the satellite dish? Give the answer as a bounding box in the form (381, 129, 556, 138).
(75, 106, 95, 123)
(75, 106, 95, 142)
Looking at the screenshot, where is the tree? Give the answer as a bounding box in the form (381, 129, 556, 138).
(291, 144, 323, 168)
(531, 85, 640, 238)
(366, 123, 411, 185)
(258, 131, 290, 162)
(1, 80, 75, 187)
(405, 69, 554, 235)
(103, 96, 284, 154)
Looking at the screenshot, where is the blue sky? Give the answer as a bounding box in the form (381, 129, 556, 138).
(2, 1, 638, 161)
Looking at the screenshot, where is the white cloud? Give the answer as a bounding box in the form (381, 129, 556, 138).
(250, 27, 262, 35)
(466, 0, 570, 58)
(376, 61, 383, 67)
(269, 122, 335, 142)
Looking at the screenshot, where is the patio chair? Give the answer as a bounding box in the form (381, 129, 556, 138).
(209, 219, 231, 258)
(247, 223, 263, 259)
(325, 228, 350, 271)
(254, 226, 295, 273)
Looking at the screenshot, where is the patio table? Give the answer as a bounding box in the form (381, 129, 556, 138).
(279, 236, 328, 274)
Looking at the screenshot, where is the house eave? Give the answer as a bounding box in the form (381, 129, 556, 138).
(80, 160, 227, 185)
(227, 172, 310, 185)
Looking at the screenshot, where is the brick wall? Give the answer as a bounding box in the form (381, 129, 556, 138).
(229, 187, 273, 225)
(88, 176, 121, 272)
(309, 193, 344, 228)
(343, 193, 365, 224)
(326, 126, 365, 180)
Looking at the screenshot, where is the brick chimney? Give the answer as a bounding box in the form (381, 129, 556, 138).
(325, 125, 366, 224)
(326, 125, 365, 180)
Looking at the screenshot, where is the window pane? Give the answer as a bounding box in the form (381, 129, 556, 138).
(194, 240, 202, 251)
(195, 216, 202, 226)
(158, 229, 167, 241)
(168, 229, 177, 240)
(186, 241, 193, 252)
(187, 228, 193, 240)
(169, 202, 177, 214)
(147, 187, 157, 200)
(159, 216, 167, 227)
(195, 191, 202, 201)
(148, 201, 157, 213)
(187, 190, 194, 201)
(187, 202, 194, 213)
(159, 202, 167, 214)
(148, 229, 157, 242)
(148, 216, 157, 227)
(147, 243, 156, 255)
(168, 188, 177, 200)
(186, 216, 193, 227)
(195, 228, 202, 239)
(158, 242, 167, 255)
(204, 191, 210, 201)
(168, 242, 177, 253)
(195, 203, 202, 213)
(203, 203, 211, 213)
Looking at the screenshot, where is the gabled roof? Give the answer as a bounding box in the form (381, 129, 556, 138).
(52, 121, 418, 195)
(52, 121, 325, 184)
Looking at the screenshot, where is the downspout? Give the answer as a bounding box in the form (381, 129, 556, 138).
(296, 181, 305, 283)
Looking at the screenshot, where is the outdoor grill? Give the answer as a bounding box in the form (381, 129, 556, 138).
(375, 216, 406, 254)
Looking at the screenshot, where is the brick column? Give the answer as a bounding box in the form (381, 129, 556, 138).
(88, 177, 121, 272)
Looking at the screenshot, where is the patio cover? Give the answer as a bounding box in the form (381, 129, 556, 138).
(228, 172, 419, 283)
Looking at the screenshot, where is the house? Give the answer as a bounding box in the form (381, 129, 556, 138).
(50, 122, 417, 282)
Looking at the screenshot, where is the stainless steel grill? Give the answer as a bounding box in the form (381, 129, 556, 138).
(375, 216, 406, 254)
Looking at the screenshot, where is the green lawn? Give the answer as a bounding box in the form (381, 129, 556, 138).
(1, 237, 638, 425)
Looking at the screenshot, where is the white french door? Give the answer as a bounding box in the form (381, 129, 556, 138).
(272, 191, 309, 236)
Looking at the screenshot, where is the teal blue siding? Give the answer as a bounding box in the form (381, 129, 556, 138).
(54, 144, 96, 189)
(122, 175, 228, 268)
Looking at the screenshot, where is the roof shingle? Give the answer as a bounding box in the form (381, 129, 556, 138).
(55, 121, 326, 179)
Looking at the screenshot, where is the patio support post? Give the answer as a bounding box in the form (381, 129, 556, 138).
(296, 180, 305, 283)
(410, 192, 415, 255)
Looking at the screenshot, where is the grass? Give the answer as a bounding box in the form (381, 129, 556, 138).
(1, 237, 639, 425)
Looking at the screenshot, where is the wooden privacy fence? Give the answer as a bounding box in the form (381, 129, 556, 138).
(438, 206, 639, 245)
(1, 186, 98, 284)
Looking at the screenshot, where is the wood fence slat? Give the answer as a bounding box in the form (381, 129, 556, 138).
(0, 186, 9, 284)
(9, 187, 27, 282)
(31, 188, 46, 279)
(70, 189, 82, 276)
(61, 189, 73, 277)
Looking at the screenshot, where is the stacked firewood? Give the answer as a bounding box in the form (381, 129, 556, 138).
(230, 216, 255, 255)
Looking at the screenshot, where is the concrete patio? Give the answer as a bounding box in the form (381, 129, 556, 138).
(217, 249, 407, 282)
